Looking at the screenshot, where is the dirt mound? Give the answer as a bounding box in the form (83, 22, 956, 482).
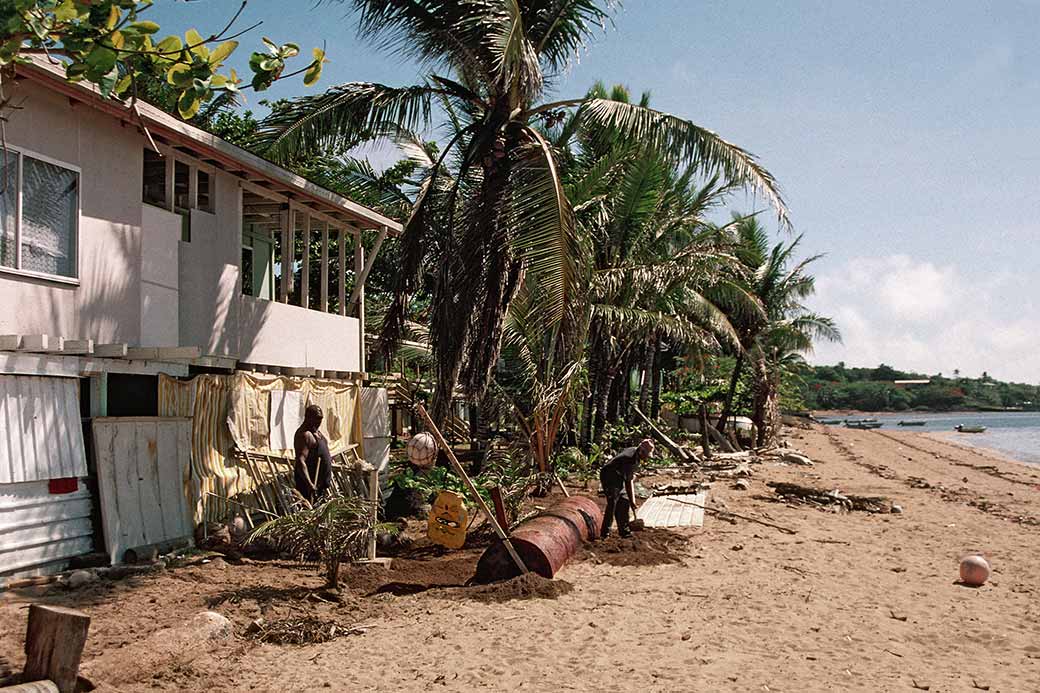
(341, 552, 481, 596)
(577, 527, 688, 567)
(435, 572, 573, 603)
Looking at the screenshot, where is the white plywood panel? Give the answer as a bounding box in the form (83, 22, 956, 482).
(93, 417, 193, 564)
(636, 493, 706, 528)
(0, 375, 87, 483)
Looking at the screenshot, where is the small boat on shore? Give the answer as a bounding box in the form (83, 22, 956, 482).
(955, 424, 987, 433)
(847, 421, 884, 430)
(818, 419, 845, 425)
(898, 420, 927, 426)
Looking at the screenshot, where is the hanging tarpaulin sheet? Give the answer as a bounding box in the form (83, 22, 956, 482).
(158, 373, 362, 524)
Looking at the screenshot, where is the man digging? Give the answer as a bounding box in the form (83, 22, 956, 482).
(599, 438, 654, 538)
(294, 404, 333, 504)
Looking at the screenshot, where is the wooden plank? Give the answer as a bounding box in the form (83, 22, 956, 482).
(125, 347, 159, 360)
(0, 353, 189, 378)
(23, 604, 91, 693)
(135, 423, 165, 547)
(156, 346, 202, 360)
(0, 335, 22, 350)
(284, 367, 315, 377)
(19, 335, 63, 353)
(155, 420, 190, 539)
(93, 343, 127, 358)
(347, 225, 387, 311)
(61, 340, 93, 355)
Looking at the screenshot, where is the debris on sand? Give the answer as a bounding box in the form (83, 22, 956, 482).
(247, 616, 372, 645)
(766, 481, 892, 513)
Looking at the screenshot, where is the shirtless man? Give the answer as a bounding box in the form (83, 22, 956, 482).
(599, 438, 654, 538)
(293, 404, 332, 504)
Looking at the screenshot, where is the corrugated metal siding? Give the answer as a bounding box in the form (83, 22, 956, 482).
(0, 479, 94, 576)
(0, 375, 88, 483)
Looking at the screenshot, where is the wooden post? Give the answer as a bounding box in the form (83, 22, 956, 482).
(354, 237, 366, 372)
(320, 221, 329, 313)
(489, 486, 509, 531)
(300, 212, 311, 309)
(23, 604, 90, 693)
(415, 405, 527, 574)
(367, 467, 379, 561)
(338, 228, 347, 316)
(279, 207, 291, 303)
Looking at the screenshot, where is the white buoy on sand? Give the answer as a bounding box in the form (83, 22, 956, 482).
(959, 554, 991, 587)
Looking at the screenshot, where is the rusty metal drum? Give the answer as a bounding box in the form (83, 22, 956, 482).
(474, 496, 604, 583)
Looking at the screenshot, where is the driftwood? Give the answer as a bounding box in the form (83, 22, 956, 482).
(767, 482, 891, 513)
(632, 406, 698, 463)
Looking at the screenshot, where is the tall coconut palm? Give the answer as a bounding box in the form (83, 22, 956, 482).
(713, 215, 839, 445)
(254, 1, 788, 422)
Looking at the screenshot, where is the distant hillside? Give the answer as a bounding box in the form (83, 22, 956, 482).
(799, 363, 1040, 412)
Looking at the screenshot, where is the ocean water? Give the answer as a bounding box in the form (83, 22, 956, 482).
(845, 412, 1040, 466)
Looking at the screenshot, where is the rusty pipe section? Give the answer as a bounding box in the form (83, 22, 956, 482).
(474, 496, 603, 583)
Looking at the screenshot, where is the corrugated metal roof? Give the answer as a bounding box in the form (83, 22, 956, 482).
(0, 375, 88, 483)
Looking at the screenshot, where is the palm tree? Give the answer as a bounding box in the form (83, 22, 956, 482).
(254, 1, 788, 422)
(714, 215, 839, 445)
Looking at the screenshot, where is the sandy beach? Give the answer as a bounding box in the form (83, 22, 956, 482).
(3, 425, 1039, 692)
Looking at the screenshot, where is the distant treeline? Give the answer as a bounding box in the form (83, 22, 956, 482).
(798, 363, 1040, 412)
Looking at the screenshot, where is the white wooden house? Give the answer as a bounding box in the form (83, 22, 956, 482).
(0, 58, 400, 577)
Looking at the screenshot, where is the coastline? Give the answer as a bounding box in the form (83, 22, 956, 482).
(924, 430, 1040, 470)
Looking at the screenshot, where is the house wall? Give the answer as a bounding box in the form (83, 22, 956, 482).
(0, 80, 366, 373)
(0, 85, 142, 344)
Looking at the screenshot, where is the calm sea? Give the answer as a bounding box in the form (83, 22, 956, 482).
(855, 412, 1040, 466)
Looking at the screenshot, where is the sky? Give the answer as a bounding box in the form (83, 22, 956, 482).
(147, 0, 1040, 384)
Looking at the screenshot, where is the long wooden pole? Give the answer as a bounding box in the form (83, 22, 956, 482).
(415, 405, 528, 574)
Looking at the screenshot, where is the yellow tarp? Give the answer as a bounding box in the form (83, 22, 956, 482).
(158, 373, 362, 524)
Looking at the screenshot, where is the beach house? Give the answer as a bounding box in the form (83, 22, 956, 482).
(0, 58, 399, 577)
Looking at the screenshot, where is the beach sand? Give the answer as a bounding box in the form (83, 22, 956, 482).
(2, 426, 1040, 692)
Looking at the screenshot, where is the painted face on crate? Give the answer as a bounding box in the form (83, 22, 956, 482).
(427, 491, 469, 549)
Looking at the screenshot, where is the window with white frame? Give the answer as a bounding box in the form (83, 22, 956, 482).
(0, 149, 79, 280)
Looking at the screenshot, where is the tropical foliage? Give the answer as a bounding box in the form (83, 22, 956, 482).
(248, 496, 384, 589)
(1, 1, 324, 117)
(252, 0, 789, 424)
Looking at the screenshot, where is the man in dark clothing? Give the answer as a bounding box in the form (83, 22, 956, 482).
(293, 404, 333, 504)
(599, 438, 655, 538)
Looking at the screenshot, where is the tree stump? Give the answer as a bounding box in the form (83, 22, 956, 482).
(23, 605, 90, 693)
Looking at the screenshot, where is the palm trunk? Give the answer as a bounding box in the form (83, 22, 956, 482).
(650, 344, 664, 419)
(752, 355, 781, 447)
(716, 352, 745, 432)
(637, 338, 656, 414)
(594, 367, 616, 444)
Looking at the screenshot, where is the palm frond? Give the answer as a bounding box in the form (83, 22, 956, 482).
(254, 82, 438, 163)
(581, 99, 790, 227)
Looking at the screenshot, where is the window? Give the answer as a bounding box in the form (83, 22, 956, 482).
(242, 225, 274, 300)
(141, 149, 216, 232)
(142, 149, 166, 206)
(197, 170, 213, 213)
(0, 149, 79, 280)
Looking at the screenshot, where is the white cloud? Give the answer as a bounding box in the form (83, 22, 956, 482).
(808, 254, 1040, 383)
